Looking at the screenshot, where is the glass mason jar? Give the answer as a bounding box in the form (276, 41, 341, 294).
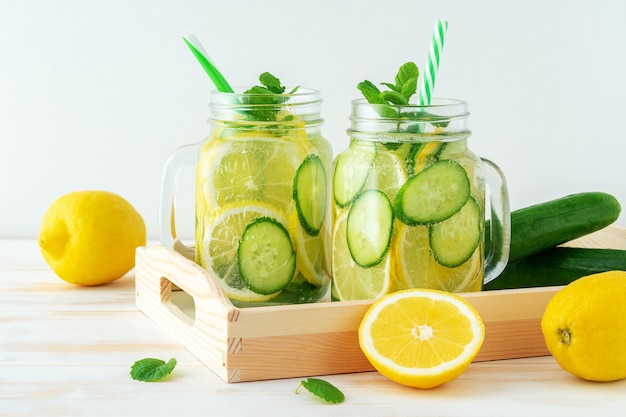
(160, 88, 332, 307)
(330, 98, 510, 301)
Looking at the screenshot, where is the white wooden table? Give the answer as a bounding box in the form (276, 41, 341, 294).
(2, 238, 626, 417)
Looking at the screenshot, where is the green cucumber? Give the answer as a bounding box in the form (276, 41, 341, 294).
(333, 141, 377, 208)
(294, 154, 327, 236)
(486, 192, 621, 263)
(484, 247, 626, 290)
(430, 197, 481, 267)
(347, 189, 394, 267)
(237, 217, 296, 295)
(394, 159, 470, 225)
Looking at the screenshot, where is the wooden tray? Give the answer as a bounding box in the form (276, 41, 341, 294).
(135, 225, 626, 383)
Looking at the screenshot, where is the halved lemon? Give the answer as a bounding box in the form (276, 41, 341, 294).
(358, 288, 485, 389)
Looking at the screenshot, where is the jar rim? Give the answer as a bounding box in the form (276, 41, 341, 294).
(351, 97, 469, 120)
(211, 87, 321, 106)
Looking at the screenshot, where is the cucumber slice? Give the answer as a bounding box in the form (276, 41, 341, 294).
(293, 154, 327, 236)
(394, 159, 470, 225)
(237, 217, 296, 295)
(430, 197, 481, 268)
(347, 189, 394, 267)
(333, 141, 377, 208)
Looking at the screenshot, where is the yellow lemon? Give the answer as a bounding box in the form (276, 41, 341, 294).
(393, 222, 483, 293)
(38, 191, 146, 286)
(541, 270, 626, 382)
(359, 288, 485, 389)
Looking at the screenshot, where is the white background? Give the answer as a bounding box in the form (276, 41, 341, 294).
(2, 0, 625, 240)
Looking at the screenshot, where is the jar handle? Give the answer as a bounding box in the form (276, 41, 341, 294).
(481, 157, 511, 284)
(159, 143, 198, 260)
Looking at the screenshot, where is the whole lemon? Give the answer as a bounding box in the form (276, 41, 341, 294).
(541, 270, 626, 382)
(38, 191, 147, 286)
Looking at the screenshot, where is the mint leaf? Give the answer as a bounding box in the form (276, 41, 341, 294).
(381, 90, 408, 105)
(258, 72, 285, 94)
(357, 62, 420, 107)
(400, 77, 418, 101)
(242, 72, 299, 122)
(380, 82, 400, 92)
(296, 377, 345, 404)
(357, 80, 385, 105)
(130, 358, 177, 382)
(395, 62, 419, 92)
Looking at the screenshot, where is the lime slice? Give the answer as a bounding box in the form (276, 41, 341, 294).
(331, 212, 393, 301)
(333, 140, 377, 208)
(363, 151, 408, 205)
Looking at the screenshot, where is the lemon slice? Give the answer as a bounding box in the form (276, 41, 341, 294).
(196, 202, 289, 303)
(363, 150, 408, 205)
(358, 288, 485, 389)
(331, 211, 393, 301)
(293, 220, 327, 287)
(394, 222, 483, 293)
(197, 132, 309, 214)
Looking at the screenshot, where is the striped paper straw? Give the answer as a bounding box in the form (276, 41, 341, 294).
(418, 19, 449, 106)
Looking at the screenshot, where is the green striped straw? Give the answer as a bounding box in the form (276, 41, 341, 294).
(418, 19, 449, 106)
(183, 32, 234, 93)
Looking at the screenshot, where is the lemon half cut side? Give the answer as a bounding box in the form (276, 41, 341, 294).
(358, 288, 485, 389)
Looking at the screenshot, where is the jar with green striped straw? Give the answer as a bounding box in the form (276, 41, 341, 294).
(330, 21, 511, 302)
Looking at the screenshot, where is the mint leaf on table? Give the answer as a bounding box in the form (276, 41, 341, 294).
(130, 358, 177, 382)
(296, 377, 345, 404)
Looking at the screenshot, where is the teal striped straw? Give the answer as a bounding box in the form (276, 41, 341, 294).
(418, 20, 449, 106)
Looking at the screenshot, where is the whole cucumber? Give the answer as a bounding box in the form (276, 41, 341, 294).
(487, 192, 621, 263)
(484, 247, 626, 290)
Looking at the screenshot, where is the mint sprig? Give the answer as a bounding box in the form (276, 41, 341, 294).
(243, 72, 299, 121)
(357, 62, 449, 132)
(357, 62, 419, 107)
(130, 357, 177, 382)
(296, 377, 345, 404)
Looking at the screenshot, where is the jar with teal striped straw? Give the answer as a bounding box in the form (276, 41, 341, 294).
(330, 21, 511, 301)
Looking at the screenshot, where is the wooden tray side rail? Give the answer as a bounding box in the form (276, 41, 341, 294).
(135, 247, 559, 383)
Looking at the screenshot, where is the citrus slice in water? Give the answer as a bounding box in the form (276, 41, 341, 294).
(290, 211, 327, 287)
(331, 211, 393, 301)
(363, 150, 408, 205)
(393, 222, 483, 293)
(198, 132, 309, 214)
(196, 202, 289, 303)
(358, 288, 485, 389)
(332, 140, 377, 208)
